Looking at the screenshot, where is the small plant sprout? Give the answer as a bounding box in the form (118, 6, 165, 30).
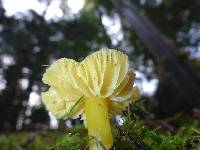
(41, 49, 140, 150)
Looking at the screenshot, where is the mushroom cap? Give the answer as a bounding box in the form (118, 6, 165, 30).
(41, 49, 140, 119)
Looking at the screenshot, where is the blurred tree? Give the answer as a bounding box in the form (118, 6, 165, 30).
(0, 2, 111, 131)
(110, 0, 200, 116)
(0, 0, 200, 132)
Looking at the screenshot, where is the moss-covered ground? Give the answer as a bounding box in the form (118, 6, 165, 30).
(0, 102, 200, 150)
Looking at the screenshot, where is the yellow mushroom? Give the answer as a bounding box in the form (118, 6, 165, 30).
(41, 49, 140, 150)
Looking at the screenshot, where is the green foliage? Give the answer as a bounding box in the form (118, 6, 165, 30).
(0, 131, 60, 150)
(48, 134, 87, 150)
(47, 110, 200, 150)
(0, 114, 199, 150)
(48, 125, 88, 150)
(0, 104, 199, 150)
(111, 109, 200, 150)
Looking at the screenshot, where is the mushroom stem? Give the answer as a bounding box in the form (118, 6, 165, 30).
(84, 97, 113, 150)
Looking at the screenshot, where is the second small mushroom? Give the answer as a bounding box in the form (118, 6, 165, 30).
(42, 49, 140, 150)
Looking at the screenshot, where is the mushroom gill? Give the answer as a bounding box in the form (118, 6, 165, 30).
(41, 49, 140, 150)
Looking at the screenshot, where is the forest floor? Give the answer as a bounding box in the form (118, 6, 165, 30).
(1, 103, 200, 150)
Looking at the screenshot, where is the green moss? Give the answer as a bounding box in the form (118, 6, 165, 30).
(48, 134, 87, 150)
(0, 131, 60, 150)
(48, 125, 88, 150)
(110, 103, 200, 150)
(0, 110, 199, 150)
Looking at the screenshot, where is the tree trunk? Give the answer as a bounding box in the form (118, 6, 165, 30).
(111, 0, 200, 116)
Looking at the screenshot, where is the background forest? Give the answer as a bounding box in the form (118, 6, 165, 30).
(0, 0, 200, 149)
